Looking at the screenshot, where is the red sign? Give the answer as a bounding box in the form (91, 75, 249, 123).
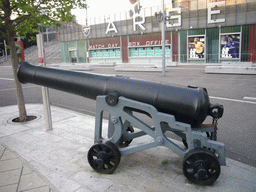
(15, 41, 25, 61)
(38, 57, 44, 63)
(89, 37, 120, 50)
(129, 33, 171, 47)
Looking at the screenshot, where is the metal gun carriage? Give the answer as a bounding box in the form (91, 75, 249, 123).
(18, 61, 225, 185)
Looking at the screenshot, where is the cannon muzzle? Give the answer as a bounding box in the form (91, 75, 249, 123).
(18, 62, 222, 127)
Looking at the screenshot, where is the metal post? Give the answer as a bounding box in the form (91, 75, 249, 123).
(161, 0, 166, 76)
(4, 40, 7, 61)
(46, 29, 49, 43)
(36, 33, 53, 131)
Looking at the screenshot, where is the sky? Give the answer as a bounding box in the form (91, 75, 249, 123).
(72, 0, 173, 25)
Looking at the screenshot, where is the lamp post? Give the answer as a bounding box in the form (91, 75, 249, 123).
(155, 0, 166, 76)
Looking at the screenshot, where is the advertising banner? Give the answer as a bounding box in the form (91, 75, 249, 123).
(188, 36, 205, 59)
(220, 33, 241, 59)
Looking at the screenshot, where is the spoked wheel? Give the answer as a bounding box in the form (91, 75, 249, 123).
(87, 141, 121, 174)
(118, 125, 134, 148)
(183, 148, 221, 185)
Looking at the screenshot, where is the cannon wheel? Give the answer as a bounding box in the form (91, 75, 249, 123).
(183, 148, 220, 185)
(118, 125, 134, 148)
(87, 141, 121, 174)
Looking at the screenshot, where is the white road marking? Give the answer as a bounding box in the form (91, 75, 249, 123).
(0, 77, 14, 81)
(0, 86, 38, 92)
(243, 97, 256, 101)
(210, 96, 256, 105)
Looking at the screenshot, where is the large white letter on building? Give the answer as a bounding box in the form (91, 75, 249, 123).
(208, 1, 225, 24)
(133, 13, 146, 31)
(166, 6, 181, 27)
(105, 21, 118, 34)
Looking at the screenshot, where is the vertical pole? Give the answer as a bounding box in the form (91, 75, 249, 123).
(162, 0, 166, 76)
(4, 40, 7, 61)
(36, 33, 53, 131)
(46, 29, 49, 43)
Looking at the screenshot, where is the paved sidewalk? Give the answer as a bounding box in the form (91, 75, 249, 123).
(0, 104, 256, 192)
(0, 144, 56, 192)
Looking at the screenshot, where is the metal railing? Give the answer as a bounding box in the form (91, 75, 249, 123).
(176, 53, 255, 64)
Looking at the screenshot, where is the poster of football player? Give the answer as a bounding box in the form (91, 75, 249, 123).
(188, 36, 205, 59)
(220, 33, 241, 59)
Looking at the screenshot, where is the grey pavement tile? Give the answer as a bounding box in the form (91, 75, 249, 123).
(24, 128, 50, 137)
(103, 170, 148, 190)
(48, 148, 79, 161)
(77, 137, 94, 146)
(0, 136, 23, 149)
(0, 123, 32, 136)
(28, 160, 54, 177)
(51, 111, 76, 123)
(0, 120, 5, 126)
(33, 141, 63, 154)
(23, 118, 46, 129)
(1, 149, 18, 160)
(23, 149, 52, 163)
(0, 145, 4, 157)
(45, 127, 66, 136)
(40, 152, 87, 178)
(70, 171, 113, 191)
(9, 132, 43, 144)
(18, 172, 48, 191)
(56, 124, 94, 138)
(59, 131, 86, 142)
(0, 183, 18, 192)
(29, 131, 64, 143)
(168, 174, 213, 192)
(74, 187, 94, 192)
(22, 165, 33, 175)
(107, 182, 138, 192)
(47, 172, 81, 192)
(0, 169, 21, 186)
(208, 175, 256, 192)
(0, 138, 38, 159)
(0, 132, 6, 137)
(55, 116, 95, 129)
(0, 109, 18, 118)
(223, 159, 256, 184)
(55, 138, 85, 150)
(22, 186, 51, 192)
(138, 179, 185, 192)
(0, 158, 23, 172)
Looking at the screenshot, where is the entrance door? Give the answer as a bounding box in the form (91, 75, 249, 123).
(69, 50, 77, 63)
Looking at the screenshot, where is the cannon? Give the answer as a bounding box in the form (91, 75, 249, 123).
(18, 62, 225, 185)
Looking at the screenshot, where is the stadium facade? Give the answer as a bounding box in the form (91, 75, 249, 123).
(57, 0, 256, 64)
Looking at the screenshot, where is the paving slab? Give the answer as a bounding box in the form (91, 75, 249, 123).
(0, 144, 57, 191)
(18, 172, 48, 191)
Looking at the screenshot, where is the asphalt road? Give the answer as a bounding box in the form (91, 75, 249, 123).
(1, 64, 256, 167)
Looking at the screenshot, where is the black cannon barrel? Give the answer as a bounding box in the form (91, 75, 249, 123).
(18, 62, 214, 127)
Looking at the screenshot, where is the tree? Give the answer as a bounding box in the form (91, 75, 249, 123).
(0, 0, 86, 121)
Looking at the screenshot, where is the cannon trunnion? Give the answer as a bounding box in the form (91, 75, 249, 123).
(18, 62, 225, 185)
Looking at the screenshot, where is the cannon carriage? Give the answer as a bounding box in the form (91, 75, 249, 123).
(18, 62, 225, 185)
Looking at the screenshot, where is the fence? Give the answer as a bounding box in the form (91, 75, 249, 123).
(176, 53, 254, 64)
